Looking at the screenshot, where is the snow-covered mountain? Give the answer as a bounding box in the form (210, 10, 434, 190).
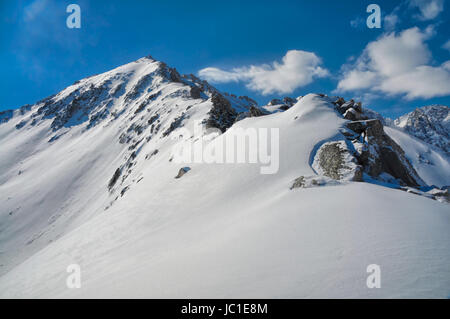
(394, 105, 450, 156)
(0, 56, 449, 298)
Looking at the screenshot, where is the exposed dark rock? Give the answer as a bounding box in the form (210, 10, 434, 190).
(290, 176, 305, 189)
(0, 109, 13, 123)
(125, 74, 154, 102)
(47, 84, 110, 130)
(128, 140, 142, 151)
(345, 120, 424, 187)
(249, 106, 267, 117)
(108, 168, 121, 190)
(182, 73, 219, 97)
(15, 120, 27, 129)
(238, 95, 258, 107)
(145, 149, 159, 160)
(314, 141, 362, 181)
(345, 120, 370, 134)
(120, 186, 129, 197)
(269, 99, 282, 105)
(234, 106, 270, 123)
(169, 68, 181, 82)
(147, 114, 159, 125)
(127, 122, 144, 135)
(336, 99, 355, 115)
(333, 97, 345, 107)
(312, 114, 423, 186)
(205, 93, 237, 133)
(134, 92, 160, 114)
(343, 108, 359, 121)
(317, 143, 345, 180)
(282, 97, 297, 106)
(432, 189, 450, 203)
(175, 167, 191, 179)
(335, 99, 365, 121)
(151, 123, 161, 134)
(395, 105, 449, 155)
(269, 97, 296, 107)
(119, 132, 131, 144)
(158, 62, 182, 83)
(190, 86, 203, 99)
(110, 82, 125, 97)
(163, 114, 186, 137)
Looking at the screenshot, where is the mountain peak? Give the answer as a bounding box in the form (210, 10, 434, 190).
(394, 104, 449, 155)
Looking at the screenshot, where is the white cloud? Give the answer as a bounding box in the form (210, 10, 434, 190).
(337, 27, 450, 100)
(443, 40, 450, 52)
(198, 50, 329, 95)
(384, 13, 399, 30)
(409, 0, 444, 20)
(24, 0, 48, 22)
(337, 69, 377, 91)
(350, 17, 365, 29)
(197, 67, 242, 83)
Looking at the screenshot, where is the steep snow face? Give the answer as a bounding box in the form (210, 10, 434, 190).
(394, 105, 450, 156)
(385, 126, 450, 187)
(0, 56, 220, 276)
(0, 56, 449, 298)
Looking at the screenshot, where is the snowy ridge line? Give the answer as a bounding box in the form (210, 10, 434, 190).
(0, 56, 449, 298)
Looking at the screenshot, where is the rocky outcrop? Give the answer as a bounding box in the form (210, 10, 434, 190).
(332, 97, 384, 123)
(290, 176, 306, 189)
(426, 187, 450, 203)
(162, 113, 187, 137)
(175, 167, 191, 179)
(0, 109, 13, 123)
(312, 114, 424, 187)
(205, 93, 237, 132)
(344, 119, 424, 187)
(157, 62, 182, 83)
(190, 86, 203, 99)
(268, 96, 297, 111)
(234, 106, 270, 122)
(108, 168, 121, 191)
(312, 141, 363, 182)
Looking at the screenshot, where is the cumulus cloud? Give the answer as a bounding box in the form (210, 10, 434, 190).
(384, 13, 400, 30)
(443, 40, 450, 52)
(198, 50, 329, 95)
(336, 27, 450, 100)
(409, 0, 444, 20)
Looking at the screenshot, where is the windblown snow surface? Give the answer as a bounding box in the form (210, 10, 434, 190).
(0, 58, 449, 298)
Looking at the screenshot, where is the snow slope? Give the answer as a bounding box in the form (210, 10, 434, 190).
(1, 182, 449, 299)
(386, 126, 450, 187)
(0, 57, 449, 298)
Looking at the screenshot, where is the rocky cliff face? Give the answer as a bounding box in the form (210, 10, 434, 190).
(394, 105, 450, 156)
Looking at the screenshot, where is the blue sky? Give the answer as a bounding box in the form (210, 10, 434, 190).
(0, 0, 449, 118)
